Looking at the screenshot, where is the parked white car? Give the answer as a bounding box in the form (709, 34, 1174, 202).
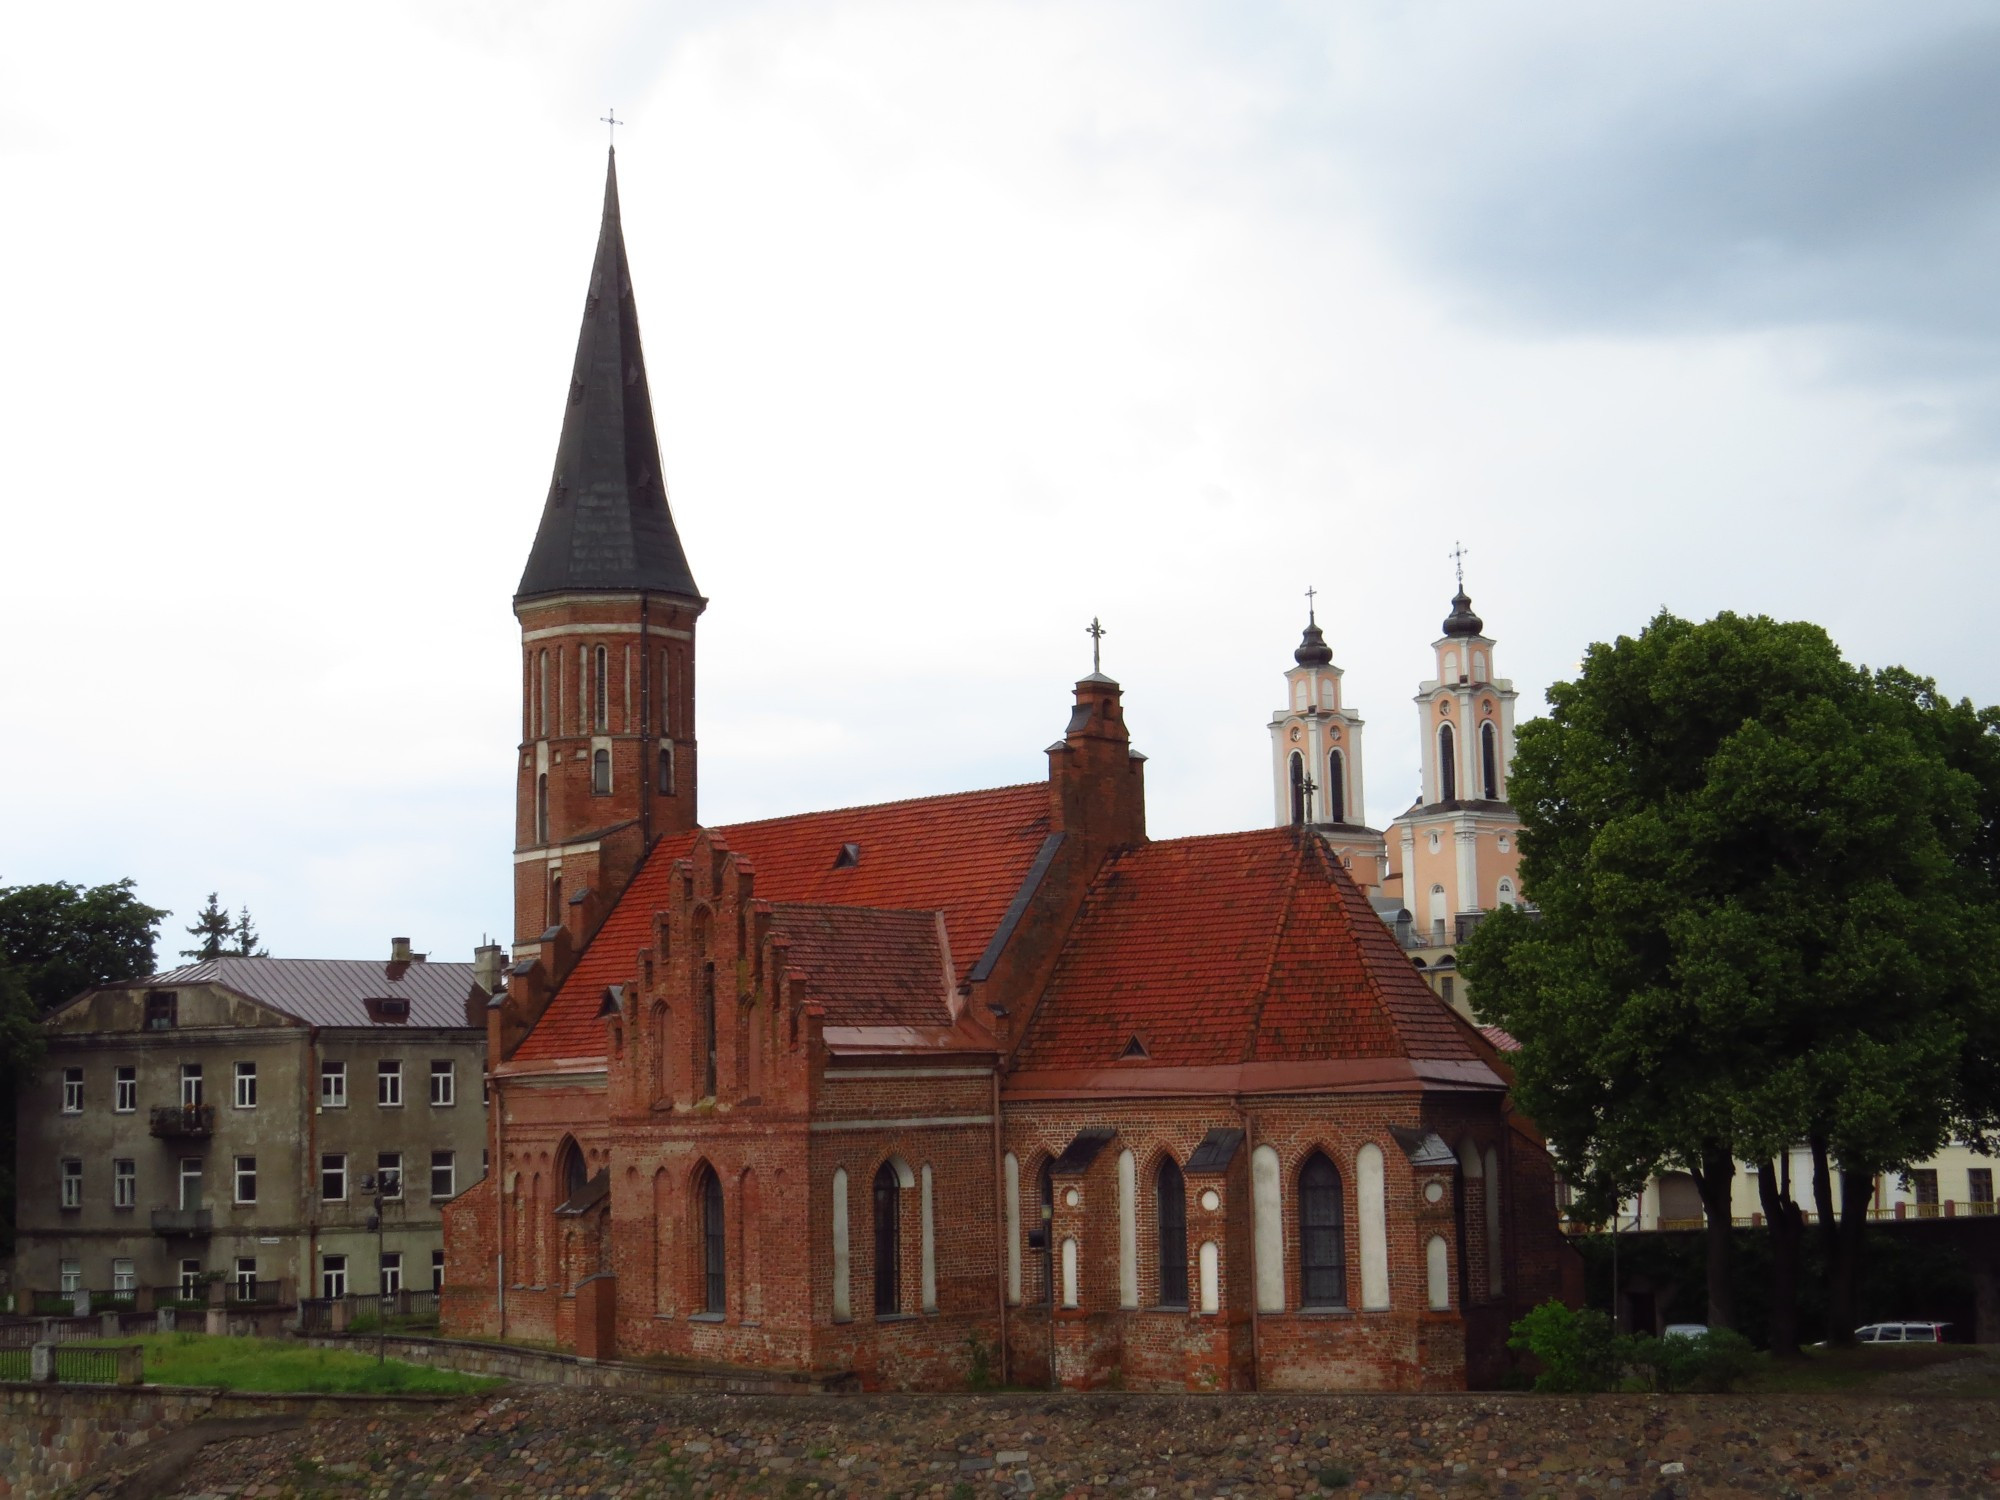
(1854, 1322, 1948, 1343)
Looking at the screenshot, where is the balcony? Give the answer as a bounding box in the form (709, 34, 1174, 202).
(150, 1208, 212, 1237)
(149, 1103, 215, 1139)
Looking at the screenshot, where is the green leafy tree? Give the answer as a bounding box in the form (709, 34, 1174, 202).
(1464, 611, 1998, 1347)
(0, 878, 169, 1012)
(0, 954, 42, 1256)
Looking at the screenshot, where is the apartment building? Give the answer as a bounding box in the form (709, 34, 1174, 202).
(14, 943, 496, 1305)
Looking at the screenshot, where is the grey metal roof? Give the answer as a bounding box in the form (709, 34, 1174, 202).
(1186, 1128, 1244, 1173)
(1050, 1127, 1117, 1175)
(516, 148, 700, 604)
(130, 956, 480, 1030)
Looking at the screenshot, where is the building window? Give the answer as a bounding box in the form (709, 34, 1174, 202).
(701, 1166, 726, 1314)
(321, 1153, 347, 1202)
(234, 1061, 257, 1109)
(429, 1060, 455, 1107)
(233, 1156, 257, 1204)
(61, 1158, 83, 1209)
(321, 1254, 347, 1299)
(1157, 1158, 1189, 1308)
(59, 1258, 80, 1293)
(658, 743, 674, 796)
(432, 1248, 446, 1292)
(1037, 1161, 1055, 1306)
(1481, 721, 1500, 800)
(1288, 750, 1305, 826)
(431, 1150, 456, 1201)
(1440, 975, 1455, 1006)
(321, 1061, 347, 1107)
(1325, 749, 1345, 824)
(179, 1158, 203, 1211)
(1300, 1151, 1347, 1307)
(112, 1258, 136, 1294)
(593, 644, 608, 730)
(536, 648, 548, 737)
(179, 1259, 204, 1300)
(180, 1063, 203, 1108)
(113, 1158, 136, 1209)
(377, 1060, 402, 1107)
(61, 1067, 83, 1112)
(1971, 1168, 1994, 1211)
(1438, 722, 1457, 801)
(1497, 878, 1515, 907)
(873, 1161, 901, 1316)
(536, 773, 549, 842)
(1911, 1168, 1940, 1217)
(381, 1251, 403, 1296)
(701, 963, 717, 1099)
(378, 1152, 403, 1199)
(592, 747, 611, 796)
(235, 1258, 258, 1299)
(145, 990, 177, 1030)
(114, 1066, 136, 1113)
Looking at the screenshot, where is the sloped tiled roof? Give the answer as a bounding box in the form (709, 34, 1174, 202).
(766, 905, 950, 1028)
(1478, 1024, 1521, 1052)
(1012, 827, 1479, 1073)
(513, 783, 1051, 1062)
(112, 956, 479, 1030)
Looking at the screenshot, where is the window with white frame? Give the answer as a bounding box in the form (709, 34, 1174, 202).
(431, 1248, 445, 1291)
(178, 1158, 203, 1210)
(112, 1258, 135, 1293)
(431, 1150, 455, 1200)
(178, 1259, 203, 1299)
(321, 1153, 347, 1202)
(429, 1059, 454, 1107)
(377, 1059, 402, 1107)
(179, 1063, 203, 1108)
(234, 1156, 257, 1204)
(113, 1158, 136, 1209)
(235, 1257, 257, 1299)
(61, 1067, 83, 1112)
(234, 1061, 257, 1109)
(61, 1158, 82, 1208)
(320, 1061, 347, 1107)
(377, 1152, 403, 1200)
(380, 1250, 403, 1295)
(321, 1254, 347, 1298)
(114, 1066, 136, 1112)
(60, 1258, 81, 1293)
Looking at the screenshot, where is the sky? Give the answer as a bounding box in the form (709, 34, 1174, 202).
(3, 1, 1997, 966)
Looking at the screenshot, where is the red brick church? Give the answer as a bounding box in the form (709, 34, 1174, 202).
(440, 151, 1577, 1390)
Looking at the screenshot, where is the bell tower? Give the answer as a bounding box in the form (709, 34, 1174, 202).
(512, 148, 705, 954)
(1267, 594, 1386, 892)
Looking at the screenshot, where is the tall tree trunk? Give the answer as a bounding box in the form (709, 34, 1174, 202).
(1809, 1135, 1838, 1262)
(1757, 1162, 1802, 1357)
(1827, 1163, 1872, 1348)
(1690, 1141, 1738, 1331)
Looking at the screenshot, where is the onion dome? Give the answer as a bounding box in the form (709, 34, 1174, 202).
(1294, 618, 1333, 666)
(1441, 588, 1484, 638)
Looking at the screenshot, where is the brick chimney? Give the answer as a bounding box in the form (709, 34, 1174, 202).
(1048, 672, 1146, 856)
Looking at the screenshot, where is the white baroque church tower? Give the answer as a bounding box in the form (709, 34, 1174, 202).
(1269, 580, 1526, 1016)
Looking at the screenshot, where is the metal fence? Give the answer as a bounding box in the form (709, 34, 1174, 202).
(0, 1348, 27, 1381)
(53, 1346, 125, 1384)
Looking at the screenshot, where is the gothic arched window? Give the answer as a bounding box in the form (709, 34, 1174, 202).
(1288, 751, 1306, 826)
(536, 650, 548, 737)
(557, 1138, 588, 1205)
(1480, 721, 1500, 801)
(1325, 749, 1345, 825)
(650, 1003, 671, 1101)
(535, 773, 548, 842)
(1299, 1151, 1347, 1307)
(1157, 1158, 1188, 1308)
(592, 748, 611, 796)
(873, 1161, 901, 1315)
(1438, 722, 1457, 801)
(592, 645, 608, 731)
(700, 963, 718, 1099)
(658, 744, 674, 796)
(699, 1165, 725, 1313)
(1037, 1160, 1055, 1305)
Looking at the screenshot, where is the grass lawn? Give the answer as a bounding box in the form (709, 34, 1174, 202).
(79, 1333, 503, 1395)
(1741, 1343, 2000, 1396)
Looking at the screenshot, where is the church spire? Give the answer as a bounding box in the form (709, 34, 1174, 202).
(516, 148, 699, 603)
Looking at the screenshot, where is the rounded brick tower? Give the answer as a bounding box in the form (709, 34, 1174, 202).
(513, 148, 704, 955)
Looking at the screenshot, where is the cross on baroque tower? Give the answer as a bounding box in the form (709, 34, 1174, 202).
(1450, 541, 1467, 589)
(601, 109, 624, 145)
(1086, 617, 1106, 674)
(1305, 584, 1317, 624)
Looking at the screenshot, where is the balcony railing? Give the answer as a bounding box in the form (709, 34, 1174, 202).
(149, 1103, 215, 1139)
(149, 1208, 212, 1236)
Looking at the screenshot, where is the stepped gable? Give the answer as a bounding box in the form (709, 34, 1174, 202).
(765, 904, 952, 1029)
(1012, 826, 1480, 1072)
(513, 782, 1051, 1061)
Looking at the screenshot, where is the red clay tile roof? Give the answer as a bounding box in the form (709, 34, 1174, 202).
(513, 783, 1050, 1062)
(1012, 827, 1479, 1072)
(766, 904, 950, 1028)
(1478, 1024, 1521, 1052)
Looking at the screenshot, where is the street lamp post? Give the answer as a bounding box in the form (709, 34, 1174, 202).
(361, 1169, 399, 1365)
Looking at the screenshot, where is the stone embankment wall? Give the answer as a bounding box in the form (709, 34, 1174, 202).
(302, 1332, 847, 1394)
(0, 1383, 464, 1500)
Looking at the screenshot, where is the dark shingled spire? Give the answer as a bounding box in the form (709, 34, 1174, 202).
(517, 149, 699, 603)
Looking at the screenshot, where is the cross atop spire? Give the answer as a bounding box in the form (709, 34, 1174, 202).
(601, 109, 623, 146)
(1086, 617, 1106, 674)
(1305, 585, 1318, 625)
(1450, 541, 1467, 590)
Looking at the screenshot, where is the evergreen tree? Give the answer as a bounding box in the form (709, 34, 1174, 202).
(234, 906, 268, 958)
(182, 892, 235, 960)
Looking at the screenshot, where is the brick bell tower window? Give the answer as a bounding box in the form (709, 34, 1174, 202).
(873, 1161, 901, 1316)
(536, 774, 549, 842)
(1288, 751, 1306, 826)
(700, 1166, 726, 1313)
(1438, 722, 1457, 801)
(591, 749, 611, 796)
(593, 646, 608, 731)
(1481, 720, 1500, 800)
(658, 744, 674, 796)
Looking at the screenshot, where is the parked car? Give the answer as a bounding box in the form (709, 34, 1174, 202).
(1661, 1323, 1708, 1340)
(1853, 1322, 1949, 1343)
